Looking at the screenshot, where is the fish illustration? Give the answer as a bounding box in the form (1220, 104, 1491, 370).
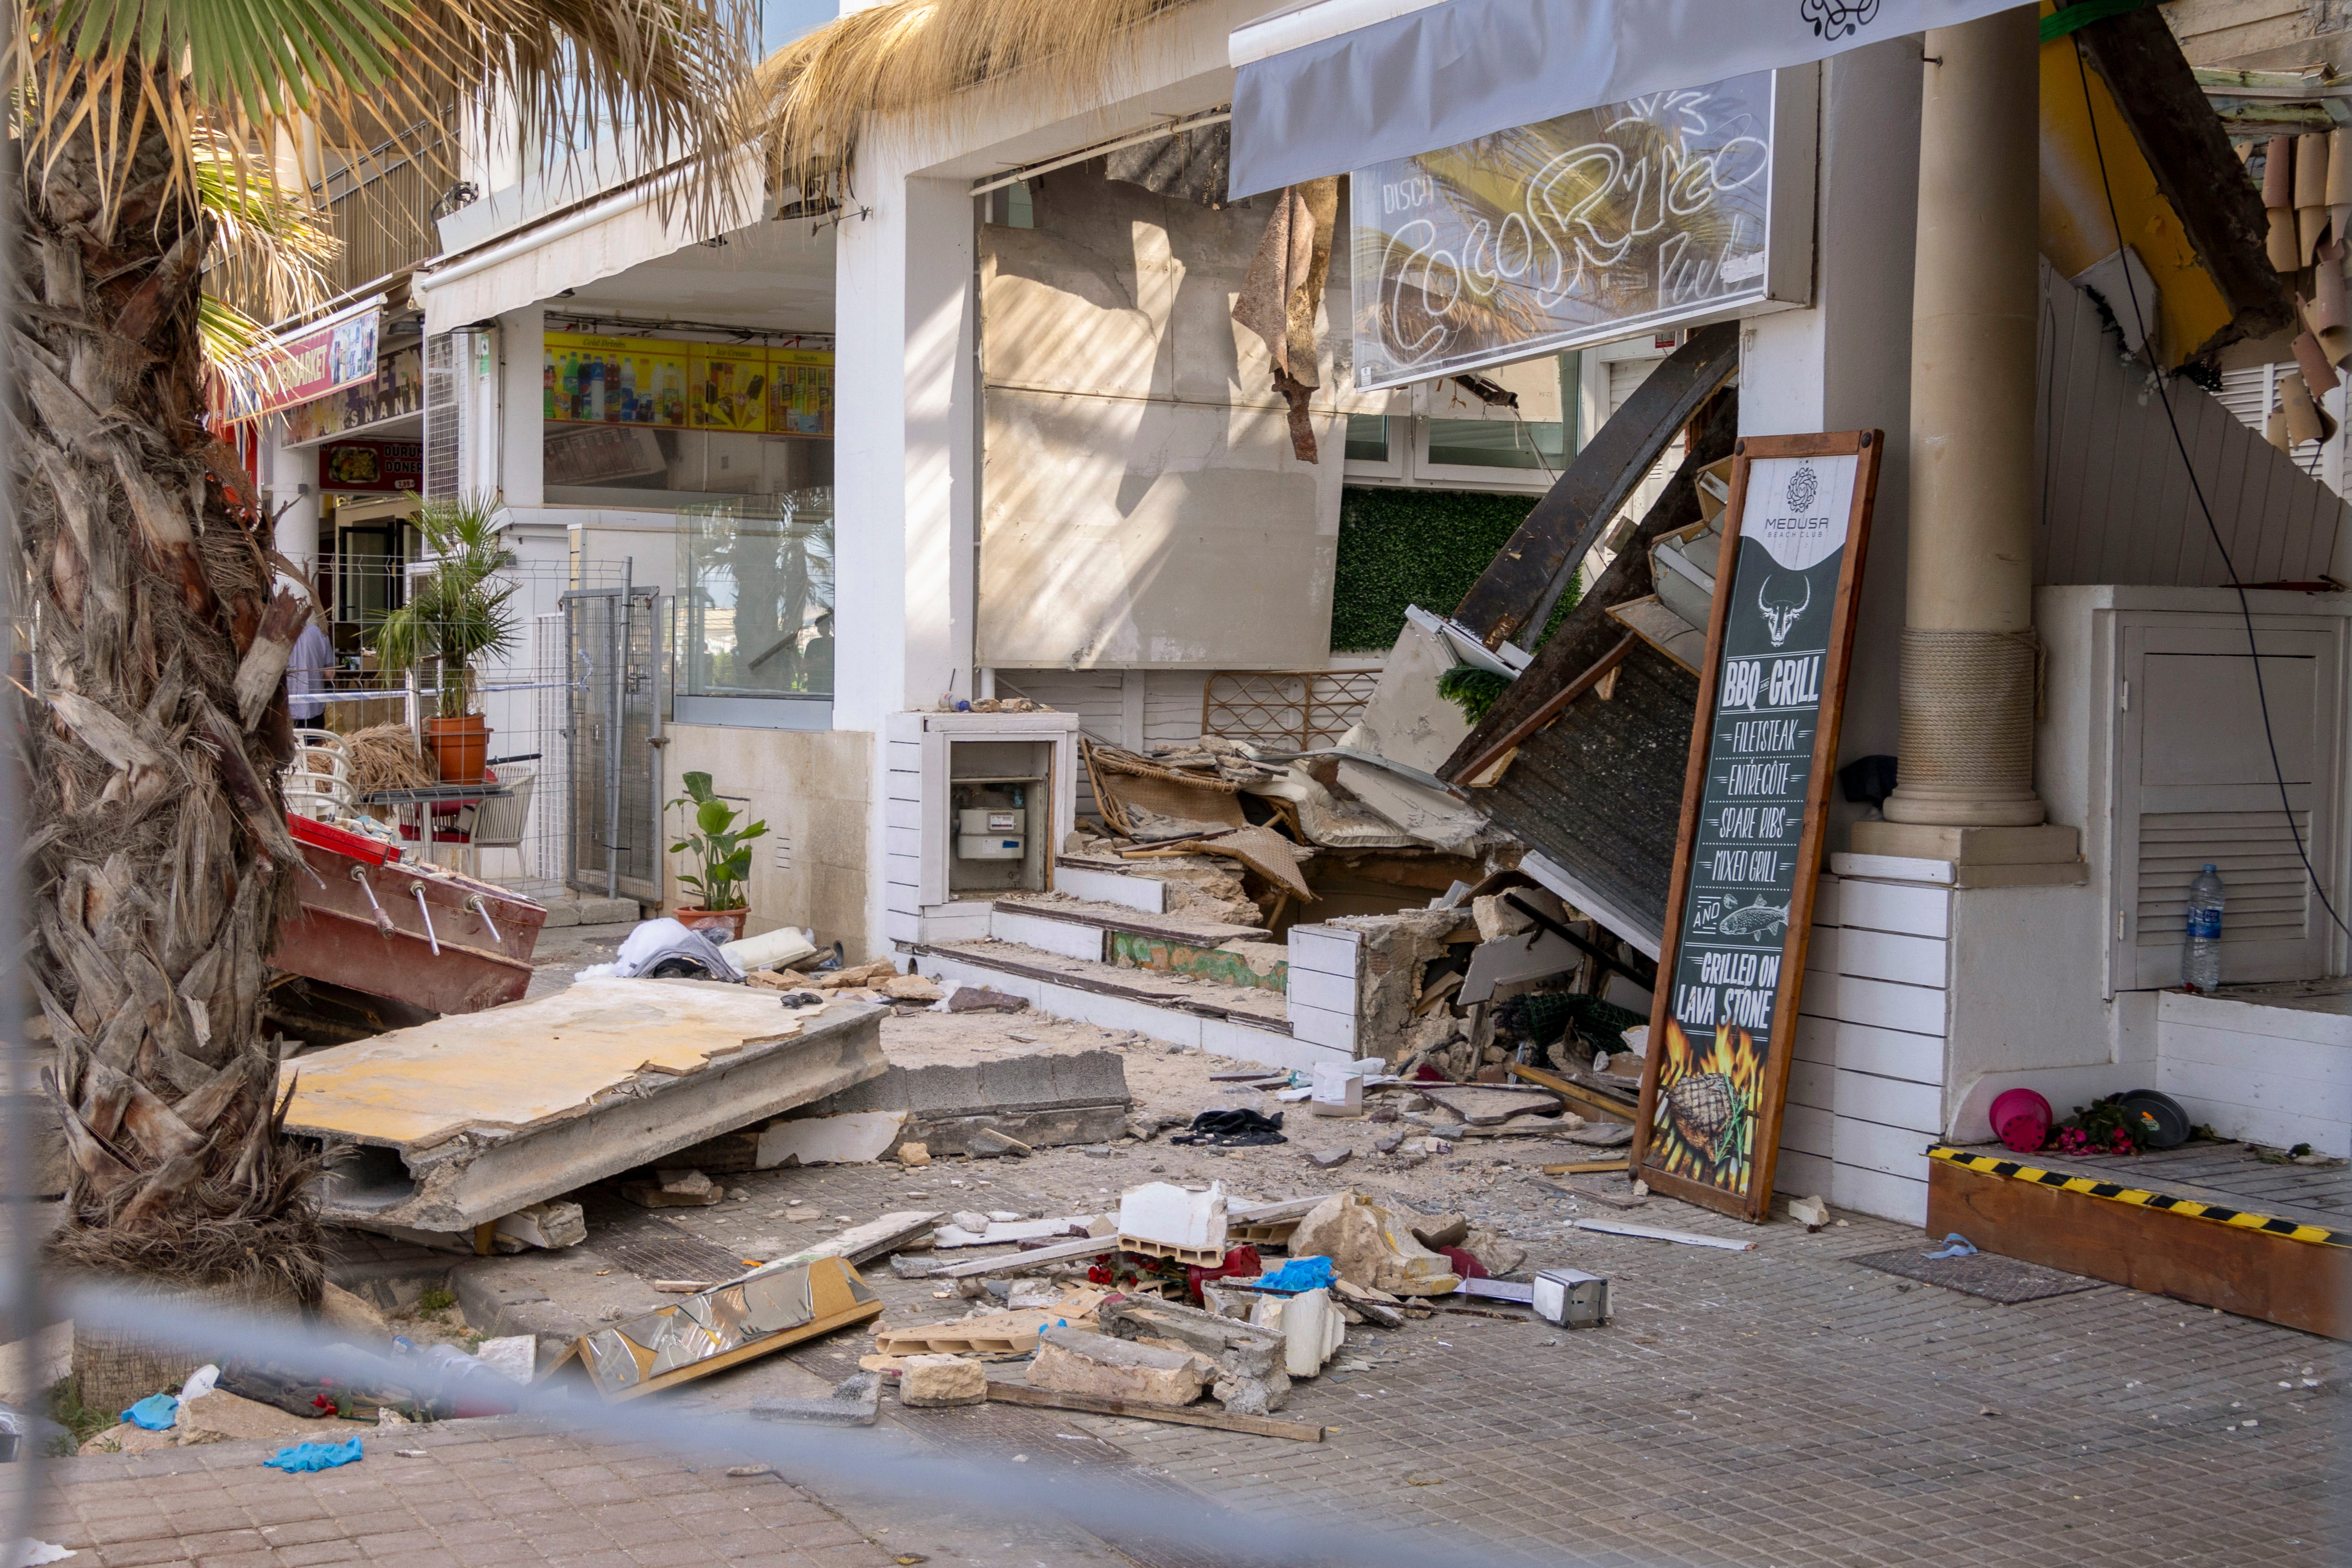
(1716, 895, 1789, 939)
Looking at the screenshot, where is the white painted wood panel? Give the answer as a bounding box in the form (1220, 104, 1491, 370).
(1780, 1103, 1835, 1161)
(1833, 1069, 1944, 1135)
(1831, 1164, 1928, 1229)
(1819, 1020, 1945, 1085)
(1786, 1059, 1834, 1112)
(886, 741, 923, 776)
(885, 852, 922, 890)
(1834, 929, 1948, 989)
(1774, 1148, 1834, 1201)
(1835, 878, 1953, 940)
(886, 797, 923, 831)
(1287, 1000, 1357, 1053)
(1805, 926, 1842, 976)
(1832, 1115, 1935, 1182)
(2160, 987, 2352, 1048)
(884, 910, 921, 944)
(1800, 973, 1948, 1037)
(2037, 260, 2346, 586)
(885, 825, 923, 860)
(1286, 968, 1356, 1015)
(1791, 1014, 1838, 1065)
(1811, 874, 1845, 926)
(1287, 925, 1361, 975)
(2158, 1020, 2352, 1088)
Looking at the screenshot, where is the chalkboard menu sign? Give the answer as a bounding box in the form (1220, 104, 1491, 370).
(1631, 431, 1880, 1222)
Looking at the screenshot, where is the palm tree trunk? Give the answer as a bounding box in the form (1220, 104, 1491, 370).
(8, 104, 324, 1322)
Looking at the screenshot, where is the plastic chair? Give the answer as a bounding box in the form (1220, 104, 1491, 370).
(281, 729, 352, 821)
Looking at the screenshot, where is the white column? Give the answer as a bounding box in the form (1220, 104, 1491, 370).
(834, 168, 978, 955)
(1883, 7, 2047, 829)
(498, 307, 545, 508)
(270, 423, 323, 585)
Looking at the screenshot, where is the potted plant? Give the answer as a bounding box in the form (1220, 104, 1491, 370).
(668, 771, 767, 939)
(374, 494, 519, 783)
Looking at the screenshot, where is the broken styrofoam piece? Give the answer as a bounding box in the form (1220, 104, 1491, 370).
(931, 1218, 1090, 1249)
(1787, 1194, 1830, 1231)
(1309, 1063, 1364, 1118)
(1030, 1326, 1210, 1407)
(749, 1371, 882, 1427)
(721, 925, 819, 972)
(1116, 1181, 1228, 1254)
(1248, 1287, 1345, 1378)
(474, 1336, 536, 1384)
(756, 1110, 908, 1169)
(619, 1168, 722, 1208)
(494, 1200, 586, 1251)
(1570, 1216, 1754, 1250)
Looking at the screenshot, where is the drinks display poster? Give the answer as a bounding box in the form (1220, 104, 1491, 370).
(1350, 71, 1779, 391)
(1632, 432, 1879, 1222)
(544, 334, 832, 437)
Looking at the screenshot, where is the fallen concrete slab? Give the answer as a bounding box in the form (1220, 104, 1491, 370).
(282, 978, 887, 1232)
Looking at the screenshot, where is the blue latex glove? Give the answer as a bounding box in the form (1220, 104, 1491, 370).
(263, 1436, 365, 1473)
(121, 1394, 178, 1431)
(1253, 1256, 1337, 1294)
(1922, 1233, 1978, 1260)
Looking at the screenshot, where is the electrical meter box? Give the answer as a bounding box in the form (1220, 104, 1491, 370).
(882, 710, 1079, 945)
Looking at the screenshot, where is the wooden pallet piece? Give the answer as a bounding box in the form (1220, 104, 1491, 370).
(984, 1377, 1325, 1441)
(1115, 1234, 1225, 1266)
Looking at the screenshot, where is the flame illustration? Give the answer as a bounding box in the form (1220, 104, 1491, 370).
(1647, 1019, 1769, 1194)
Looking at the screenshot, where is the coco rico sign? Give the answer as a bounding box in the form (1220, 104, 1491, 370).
(1349, 69, 1812, 391)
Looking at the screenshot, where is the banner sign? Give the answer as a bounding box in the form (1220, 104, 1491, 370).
(1351, 70, 1799, 389)
(284, 343, 423, 446)
(247, 307, 381, 417)
(1633, 430, 1881, 1223)
(545, 332, 832, 437)
(318, 439, 423, 493)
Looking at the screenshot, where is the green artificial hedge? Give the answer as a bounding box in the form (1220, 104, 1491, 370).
(1330, 485, 1577, 652)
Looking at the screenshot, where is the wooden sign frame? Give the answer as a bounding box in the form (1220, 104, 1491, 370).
(1629, 431, 1882, 1223)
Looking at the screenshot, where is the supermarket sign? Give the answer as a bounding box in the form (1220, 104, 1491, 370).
(242, 302, 383, 418)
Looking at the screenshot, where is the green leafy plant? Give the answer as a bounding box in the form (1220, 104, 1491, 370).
(47, 1377, 116, 1454)
(668, 772, 768, 911)
(1437, 663, 1511, 723)
(373, 495, 521, 720)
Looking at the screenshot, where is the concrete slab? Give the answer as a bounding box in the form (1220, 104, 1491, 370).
(283, 978, 887, 1231)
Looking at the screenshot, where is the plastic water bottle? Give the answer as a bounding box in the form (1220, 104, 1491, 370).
(2183, 864, 2225, 992)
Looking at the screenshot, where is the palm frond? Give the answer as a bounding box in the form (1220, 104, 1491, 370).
(15, 0, 758, 242)
(196, 141, 340, 323)
(757, 0, 1201, 199)
(196, 293, 294, 414)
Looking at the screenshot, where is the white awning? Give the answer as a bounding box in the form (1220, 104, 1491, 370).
(1228, 0, 2027, 196)
(416, 156, 759, 334)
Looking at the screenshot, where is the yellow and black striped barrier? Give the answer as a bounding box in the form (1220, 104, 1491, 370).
(1927, 1146, 2348, 1250)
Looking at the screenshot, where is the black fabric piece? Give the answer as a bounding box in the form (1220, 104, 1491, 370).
(1170, 1108, 1288, 1147)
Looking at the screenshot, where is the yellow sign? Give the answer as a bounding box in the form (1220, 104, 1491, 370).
(545, 332, 689, 428)
(542, 332, 833, 437)
(766, 349, 834, 438)
(692, 344, 769, 433)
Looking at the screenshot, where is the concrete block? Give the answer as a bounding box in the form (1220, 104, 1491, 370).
(1029, 1326, 1209, 1406)
(495, 1200, 586, 1250)
(1249, 1287, 1344, 1378)
(900, 1354, 987, 1407)
(451, 1258, 594, 1368)
(752, 1371, 882, 1427)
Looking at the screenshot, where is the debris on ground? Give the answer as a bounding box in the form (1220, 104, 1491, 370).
(750, 1372, 883, 1427)
(1030, 1326, 1209, 1406)
(900, 1354, 989, 1408)
(621, 1168, 723, 1209)
(262, 1435, 366, 1472)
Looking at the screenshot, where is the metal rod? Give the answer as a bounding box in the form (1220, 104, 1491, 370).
(968, 109, 1231, 196)
(350, 864, 394, 934)
(465, 894, 502, 945)
(412, 885, 441, 956)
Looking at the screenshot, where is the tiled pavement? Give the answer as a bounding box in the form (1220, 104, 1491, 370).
(22, 1192, 2352, 1567)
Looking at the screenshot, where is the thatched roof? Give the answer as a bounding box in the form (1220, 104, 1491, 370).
(758, 0, 1203, 196)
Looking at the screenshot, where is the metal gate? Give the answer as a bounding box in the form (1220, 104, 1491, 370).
(563, 576, 662, 901)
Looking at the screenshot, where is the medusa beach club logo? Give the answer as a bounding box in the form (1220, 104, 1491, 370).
(1800, 0, 1882, 38)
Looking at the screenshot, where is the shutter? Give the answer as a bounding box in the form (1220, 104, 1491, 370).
(1607, 356, 1661, 417)
(2113, 624, 2342, 989)
(2215, 362, 2329, 483)
(423, 332, 460, 502)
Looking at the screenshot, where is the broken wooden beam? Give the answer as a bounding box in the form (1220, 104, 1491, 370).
(1451, 321, 1740, 649)
(1506, 1062, 1637, 1124)
(1542, 1158, 1631, 1176)
(983, 1376, 1325, 1441)
(768, 1211, 943, 1269)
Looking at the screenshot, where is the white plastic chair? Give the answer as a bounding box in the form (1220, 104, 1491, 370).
(281, 729, 353, 821)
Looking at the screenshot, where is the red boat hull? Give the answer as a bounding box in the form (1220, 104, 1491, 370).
(275, 834, 548, 1015)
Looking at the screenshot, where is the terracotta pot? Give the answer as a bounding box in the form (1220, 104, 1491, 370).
(425, 714, 490, 783)
(674, 907, 748, 942)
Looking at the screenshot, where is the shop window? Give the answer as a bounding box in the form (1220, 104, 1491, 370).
(674, 495, 834, 728)
(1426, 416, 1566, 472)
(1344, 414, 1390, 462)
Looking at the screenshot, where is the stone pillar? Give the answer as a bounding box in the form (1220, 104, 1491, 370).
(1881, 6, 2048, 832)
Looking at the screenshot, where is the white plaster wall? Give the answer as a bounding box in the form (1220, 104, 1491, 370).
(498, 308, 544, 509)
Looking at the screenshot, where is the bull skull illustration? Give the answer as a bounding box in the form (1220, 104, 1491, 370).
(1758, 573, 1811, 647)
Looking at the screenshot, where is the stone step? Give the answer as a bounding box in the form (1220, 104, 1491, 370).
(910, 938, 1339, 1073)
(989, 895, 1285, 995)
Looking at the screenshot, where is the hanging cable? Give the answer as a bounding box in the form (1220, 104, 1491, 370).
(2071, 38, 2351, 944)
